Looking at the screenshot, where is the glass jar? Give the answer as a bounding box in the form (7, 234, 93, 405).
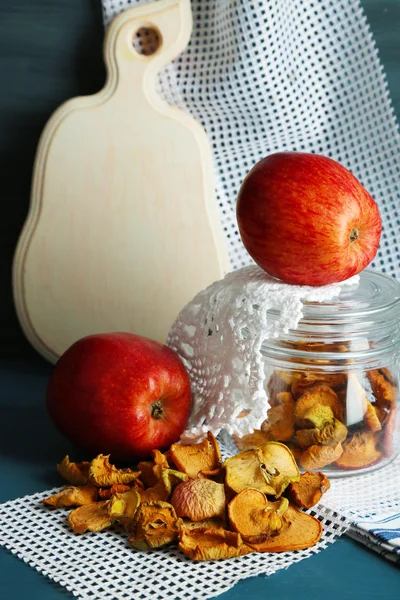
(235, 269, 400, 477)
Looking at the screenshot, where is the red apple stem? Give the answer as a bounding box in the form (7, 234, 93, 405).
(350, 228, 359, 242)
(151, 400, 166, 420)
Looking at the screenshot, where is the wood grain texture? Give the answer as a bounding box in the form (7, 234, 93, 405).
(12, 0, 230, 363)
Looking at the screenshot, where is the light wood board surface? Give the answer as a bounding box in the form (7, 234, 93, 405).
(12, 0, 230, 363)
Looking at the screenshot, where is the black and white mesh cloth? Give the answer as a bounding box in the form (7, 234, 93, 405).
(102, 0, 400, 276)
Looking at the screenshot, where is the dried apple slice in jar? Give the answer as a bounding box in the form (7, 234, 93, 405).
(335, 431, 383, 470)
(300, 404, 335, 430)
(363, 400, 382, 433)
(296, 419, 347, 449)
(367, 368, 398, 410)
(300, 443, 343, 471)
(261, 393, 295, 442)
(291, 373, 346, 399)
(234, 392, 295, 450)
(294, 385, 344, 428)
(267, 372, 291, 406)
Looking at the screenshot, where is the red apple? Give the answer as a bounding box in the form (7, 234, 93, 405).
(46, 333, 191, 461)
(236, 152, 382, 286)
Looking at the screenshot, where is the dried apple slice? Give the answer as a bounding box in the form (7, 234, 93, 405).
(198, 467, 225, 483)
(275, 371, 300, 385)
(225, 442, 299, 497)
(181, 518, 227, 531)
(139, 466, 188, 503)
(294, 385, 343, 427)
(296, 419, 348, 448)
(335, 432, 382, 470)
(267, 372, 291, 404)
(256, 442, 300, 497)
(68, 498, 122, 534)
(233, 430, 273, 451)
(261, 397, 295, 442)
(300, 443, 343, 471)
(139, 480, 170, 503)
(169, 432, 222, 478)
(136, 460, 158, 488)
(158, 467, 188, 490)
(291, 374, 345, 399)
(98, 484, 132, 499)
(152, 449, 170, 469)
(287, 472, 330, 509)
(247, 504, 322, 552)
(224, 450, 270, 494)
(171, 479, 226, 521)
(277, 392, 295, 403)
(363, 401, 382, 432)
(179, 528, 253, 561)
(89, 455, 141, 487)
(228, 489, 288, 543)
(301, 405, 335, 430)
(43, 483, 98, 508)
(129, 501, 182, 550)
(57, 456, 90, 486)
(367, 368, 398, 409)
(108, 489, 141, 529)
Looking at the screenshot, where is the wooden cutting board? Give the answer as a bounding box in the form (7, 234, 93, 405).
(12, 0, 230, 363)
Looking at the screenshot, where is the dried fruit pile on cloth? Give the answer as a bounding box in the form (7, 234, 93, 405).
(2, 434, 400, 599)
(42, 437, 327, 560)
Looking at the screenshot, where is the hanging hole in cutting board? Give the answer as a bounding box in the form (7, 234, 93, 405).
(132, 26, 162, 56)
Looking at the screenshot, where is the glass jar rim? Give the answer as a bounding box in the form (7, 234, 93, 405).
(260, 269, 400, 370)
(267, 268, 400, 324)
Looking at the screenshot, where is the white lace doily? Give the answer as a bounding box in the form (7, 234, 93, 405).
(102, 0, 400, 281)
(167, 265, 359, 442)
(1, 444, 399, 600)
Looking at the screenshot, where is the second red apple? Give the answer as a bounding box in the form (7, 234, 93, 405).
(46, 333, 191, 461)
(236, 152, 382, 286)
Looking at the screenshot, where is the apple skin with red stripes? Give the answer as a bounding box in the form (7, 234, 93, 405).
(236, 152, 382, 286)
(46, 333, 191, 461)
